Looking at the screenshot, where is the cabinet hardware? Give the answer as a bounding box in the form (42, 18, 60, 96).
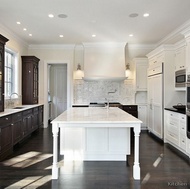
(11, 124, 14, 126)
(6, 117, 8, 120)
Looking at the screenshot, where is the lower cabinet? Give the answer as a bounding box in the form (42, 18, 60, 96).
(121, 105, 138, 118)
(138, 105, 147, 130)
(0, 115, 12, 160)
(164, 110, 188, 155)
(0, 105, 43, 160)
(12, 112, 23, 145)
(22, 109, 33, 137)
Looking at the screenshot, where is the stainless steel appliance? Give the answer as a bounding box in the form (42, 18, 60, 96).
(186, 74, 190, 139)
(175, 69, 186, 88)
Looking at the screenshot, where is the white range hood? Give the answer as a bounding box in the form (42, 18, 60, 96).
(83, 42, 127, 81)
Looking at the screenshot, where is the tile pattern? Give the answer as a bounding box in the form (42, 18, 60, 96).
(73, 79, 135, 104)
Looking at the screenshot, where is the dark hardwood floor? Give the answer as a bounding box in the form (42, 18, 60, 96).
(0, 126, 190, 189)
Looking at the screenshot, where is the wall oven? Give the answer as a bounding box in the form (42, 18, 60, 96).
(175, 69, 186, 88)
(186, 74, 190, 139)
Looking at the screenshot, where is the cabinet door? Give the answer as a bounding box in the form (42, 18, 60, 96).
(147, 74, 163, 139)
(0, 35, 8, 112)
(138, 105, 147, 129)
(175, 46, 186, 71)
(12, 120, 23, 145)
(0, 50, 3, 112)
(0, 124, 12, 155)
(33, 64, 38, 104)
(136, 64, 147, 91)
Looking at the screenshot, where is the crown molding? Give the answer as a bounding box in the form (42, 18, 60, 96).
(157, 19, 190, 46)
(83, 42, 127, 48)
(28, 44, 75, 50)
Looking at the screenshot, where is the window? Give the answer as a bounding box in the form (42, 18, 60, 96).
(4, 49, 17, 98)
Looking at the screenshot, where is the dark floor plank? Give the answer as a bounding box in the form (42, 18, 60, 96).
(0, 126, 189, 189)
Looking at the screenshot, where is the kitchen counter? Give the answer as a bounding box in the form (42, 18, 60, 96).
(0, 104, 44, 117)
(164, 107, 186, 114)
(51, 107, 142, 180)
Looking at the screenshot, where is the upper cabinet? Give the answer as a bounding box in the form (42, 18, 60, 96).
(21, 56, 40, 105)
(174, 41, 186, 71)
(0, 35, 9, 112)
(133, 58, 148, 91)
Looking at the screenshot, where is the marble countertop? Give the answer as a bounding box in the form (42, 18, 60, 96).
(51, 107, 142, 125)
(0, 104, 43, 117)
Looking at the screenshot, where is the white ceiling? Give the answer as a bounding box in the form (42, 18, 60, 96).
(1, 0, 190, 45)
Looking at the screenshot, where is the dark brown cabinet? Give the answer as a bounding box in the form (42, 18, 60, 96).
(121, 105, 138, 118)
(0, 115, 12, 160)
(0, 105, 43, 160)
(12, 112, 22, 145)
(21, 56, 40, 105)
(22, 109, 33, 137)
(0, 35, 9, 112)
(32, 107, 39, 131)
(38, 105, 43, 127)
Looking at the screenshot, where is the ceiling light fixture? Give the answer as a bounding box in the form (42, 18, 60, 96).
(143, 13, 149, 17)
(92, 34, 96, 37)
(16, 21, 21, 25)
(129, 34, 133, 37)
(48, 14, 54, 18)
(59, 35, 64, 38)
(29, 34, 32, 36)
(23, 28, 27, 31)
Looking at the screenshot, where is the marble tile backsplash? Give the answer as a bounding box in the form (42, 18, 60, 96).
(73, 79, 135, 105)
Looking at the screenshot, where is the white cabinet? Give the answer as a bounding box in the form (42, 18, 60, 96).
(165, 110, 180, 146)
(138, 105, 147, 130)
(174, 45, 186, 71)
(147, 71, 163, 139)
(164, 110, 187, 154)
(147, 45, 180, 140)
(133, 58, 148, 91)
(187, 138, 190, 156)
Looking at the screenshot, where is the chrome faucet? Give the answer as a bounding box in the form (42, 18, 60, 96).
(10, 92, 19, 100)
(106, 89, 117, 109)
(9, 92, 19, 108)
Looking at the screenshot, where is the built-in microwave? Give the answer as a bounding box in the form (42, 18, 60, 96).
(175, 69, 186, 88)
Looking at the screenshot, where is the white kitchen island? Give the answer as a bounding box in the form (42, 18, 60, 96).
(51, 107, 142, 180)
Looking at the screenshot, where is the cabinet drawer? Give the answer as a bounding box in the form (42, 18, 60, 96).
(23, 109, 32, 116)
(122, 105, 137, 111)
(148, 63, 162, 76)
(167, 130, 179, 146)
(180, 134, 186, 150)
(0, 115, 12, 126)
(12, 112, 22, 122)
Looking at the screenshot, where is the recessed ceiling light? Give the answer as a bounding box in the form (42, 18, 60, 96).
(143, 13, 149, 17)
(23, 28, 27, 31)
(92, 34, 96, 37)
(129, 13, 139, 18)
(16, 21, 21, 25)
(129, 34, 133, 37)
(59, 35, 64, 38)
(58, 14, 68, 18)
(48, 14, 54, 18)
(29, 34, 32, 36)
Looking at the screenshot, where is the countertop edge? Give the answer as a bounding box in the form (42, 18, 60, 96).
(0, 104, 44, 117)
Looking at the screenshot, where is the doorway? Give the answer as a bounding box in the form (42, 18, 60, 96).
(48, 64, 67, 120)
